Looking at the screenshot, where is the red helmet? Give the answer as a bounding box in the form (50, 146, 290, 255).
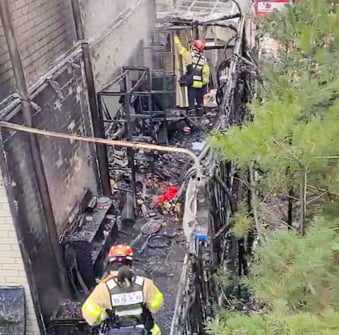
(108, 244, 133, 264)
(192, 40, 205, 52)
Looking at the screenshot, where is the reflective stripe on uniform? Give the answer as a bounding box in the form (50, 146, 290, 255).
(191, 51, 205, 88)
(82, 301, 104, 317)
(151, 323, 161, 335)
(192, 81, 203, 88)
(149, 290, 163, 309)
(135, 276, 144, 286)
(178, 46, 186, 55)
(106, 278, 117, 290)
(99, 310, 108, 322)
(115, 307, 143, 317)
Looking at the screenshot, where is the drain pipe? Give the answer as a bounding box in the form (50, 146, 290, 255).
(0, 0, 69, 295)
(70, 0, 111, 196)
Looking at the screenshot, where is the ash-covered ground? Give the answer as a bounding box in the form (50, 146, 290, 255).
(49, 110, 218, 335)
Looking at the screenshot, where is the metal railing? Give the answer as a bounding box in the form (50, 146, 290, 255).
(170, 11, 252, 334)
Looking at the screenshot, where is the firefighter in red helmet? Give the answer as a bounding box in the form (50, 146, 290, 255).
(174, 35, 210, 111)
(82, 244, 163, 335)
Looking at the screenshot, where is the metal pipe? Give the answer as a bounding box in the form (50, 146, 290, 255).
(123, 72, 137, 199)
(121, 192, 136, 226)
(70, 0, 111, 196)
(0, 0, 69, 299)
(123, 66, 148, 71)
(193, 21, 199, 40)
(147, 67, 154, 140)
(0, 121, 203, 179)
(100, 70, 129, 92)
(128, 70, 147, 93)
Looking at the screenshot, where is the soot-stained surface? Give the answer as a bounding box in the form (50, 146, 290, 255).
(49, 110, 218, 334)
(114, 112, 218, 333)
(109, 111, 218, 333)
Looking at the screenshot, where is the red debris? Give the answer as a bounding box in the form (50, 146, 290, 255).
(154, 186, 179, 206)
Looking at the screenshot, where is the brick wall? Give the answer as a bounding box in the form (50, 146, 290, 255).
(0, 172, 41, 335)
(0, 21, 15, 102)
(0, 0, 76, 102)
(9, 0, 76, 87)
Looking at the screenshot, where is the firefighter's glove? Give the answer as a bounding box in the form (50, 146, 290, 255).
(174, 35, 181, 44)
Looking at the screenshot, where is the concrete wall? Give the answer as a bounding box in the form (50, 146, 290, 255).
(80, 0, 139, 39)
(80, 0, 155, 90)
(0, 172, 40, 335)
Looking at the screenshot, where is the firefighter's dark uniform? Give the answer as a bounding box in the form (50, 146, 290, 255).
(82, 271, 163, 335)
(174, 36, 210, 109)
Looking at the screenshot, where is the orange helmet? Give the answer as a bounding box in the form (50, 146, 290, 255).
(108, 244, 134, 264)
(192, 40, 205, 52)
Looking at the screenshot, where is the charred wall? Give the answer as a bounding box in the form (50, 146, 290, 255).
(30, 57, 99, 231)
(79, 0, 155, 90)
(1, 119, 64, 320)
(0, 0, 157, 327)
(0, 54, 99, 320)
(0, 0, 76, 100)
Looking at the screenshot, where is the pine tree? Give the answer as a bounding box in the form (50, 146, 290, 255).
(210, 0, 339, 235)
(207, 1, 339, 334)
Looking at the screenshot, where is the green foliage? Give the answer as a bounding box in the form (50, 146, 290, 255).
(208, 1, 339, 334)
(232, 202, 254, 238)
(233, 213, 253, 239)
(248, 217, 339, 312)
(210, 0, 339, 213)
(206, 309, 339, 335)
(207, 218, 339, 334)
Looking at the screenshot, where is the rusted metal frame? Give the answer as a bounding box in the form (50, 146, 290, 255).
(220, 17, 245, 119)
(100, 67, 158, 144)
(213, 174, 235, 214)
(99, 67, 150, 199)
(101, 69, 147, 95)
(0, 0, 69, 331)
(128, 70, 147, 94)
(70, 0, 111, 196)
(146, 67, 155, 140)
(122, 71, 137, 198)
(100, 70, 129, 92)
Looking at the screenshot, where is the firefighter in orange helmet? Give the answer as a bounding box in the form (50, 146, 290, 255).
(82, 244, 163, 335)
(174, 35, 210, 110)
